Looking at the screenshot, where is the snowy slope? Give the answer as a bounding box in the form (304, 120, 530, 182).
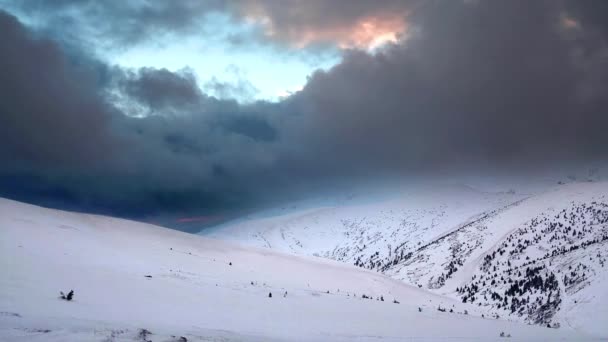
(204, 182, 608, 337)
(205, 184, 524, 270)
(0, 198, 591, 341)
(450, 182, 608, 334)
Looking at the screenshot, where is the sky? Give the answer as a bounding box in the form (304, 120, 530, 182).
(1, 0, 608, 227)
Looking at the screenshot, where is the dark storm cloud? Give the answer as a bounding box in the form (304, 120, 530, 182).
(0, 10, 114, 167)
(114, 67, 278, 143)
(116, 67, 203, 110)
(4, 0, 228, 47)
(91, 66, 283, 213)
(0, 9, 280, 216)
(281, 0, 608, 174)
(1, 1, 608, 221)
(563, 0, 608, 35)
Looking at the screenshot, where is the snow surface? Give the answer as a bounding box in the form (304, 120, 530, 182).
(205, 184, 525, 259)
(205, 181, 608, 338)
(0, 197, 593, 341)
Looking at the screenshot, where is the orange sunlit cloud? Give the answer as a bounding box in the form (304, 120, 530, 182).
(342, 16, 407, 49)
(561, 15, 580, 30)
(245, 11, 408, 51)
(287, 15, 407, 50)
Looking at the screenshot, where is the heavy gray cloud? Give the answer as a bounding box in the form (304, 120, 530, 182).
(0, 10, 115, 167)
(0, 9, 280, 216)
(2, 0, 228, 47)
(1, 1, 608, 223)
(284, 0, 606, 171)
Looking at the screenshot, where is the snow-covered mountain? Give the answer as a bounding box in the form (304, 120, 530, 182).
(204, 181, 608, 337)
(0, 197, 594, 341)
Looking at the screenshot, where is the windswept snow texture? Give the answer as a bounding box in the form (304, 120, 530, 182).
(0, 198, 592, 341)
(206, 182, 608, 337)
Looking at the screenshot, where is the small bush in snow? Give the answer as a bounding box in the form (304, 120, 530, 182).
(60, 290, 74, 301)
(138, 328, 152, 342)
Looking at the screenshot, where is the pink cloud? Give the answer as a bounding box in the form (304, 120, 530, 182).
(176, 215, 223, 224)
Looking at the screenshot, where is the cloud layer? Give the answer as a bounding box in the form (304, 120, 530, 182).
(1, 1, 608, 220)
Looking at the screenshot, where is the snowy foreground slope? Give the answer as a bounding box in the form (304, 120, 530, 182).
(0, 199, 593, 341)
(205, 182, 608, 337)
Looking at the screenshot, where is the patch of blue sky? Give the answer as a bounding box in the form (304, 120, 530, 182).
(106, 12, 341, 102)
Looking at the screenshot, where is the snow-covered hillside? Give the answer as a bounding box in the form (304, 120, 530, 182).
(0, 198, 593, 341)
(204, 182, 608, 337)
(205, 184, 524, 264)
